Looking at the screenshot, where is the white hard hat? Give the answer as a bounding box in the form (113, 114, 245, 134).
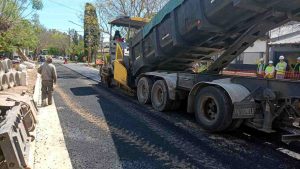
(269, 61, 273, 64)
(297, 57, 300, 60)
(279, 55, 285, 60)
(259, 58, 264, 61)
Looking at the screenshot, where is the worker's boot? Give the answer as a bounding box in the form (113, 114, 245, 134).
(41, 90, 48, 107)
(42, 100, 47, 107)
(48, 93, 53, 105)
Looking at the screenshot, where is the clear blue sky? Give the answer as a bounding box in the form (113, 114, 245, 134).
(38, 0, 89, 34)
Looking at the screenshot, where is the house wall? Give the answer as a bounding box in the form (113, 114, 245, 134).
(270, 45, 300, 69)
(232, 40, 267, 65)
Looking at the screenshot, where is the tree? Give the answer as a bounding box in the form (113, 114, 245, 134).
(34, 29, 70, 57)
(0, 0, 43, 33)
(95, 0, 168, 35)
(68, 29, 84, 60)
(0, 19, 39, 60)
(0, 0, 19, 32)
(84, 3, 100, 64)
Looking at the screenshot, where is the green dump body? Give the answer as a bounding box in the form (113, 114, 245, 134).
(129, 0, 300, 77)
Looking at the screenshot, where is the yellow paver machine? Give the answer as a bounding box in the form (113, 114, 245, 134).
(100, 16, 149, 90)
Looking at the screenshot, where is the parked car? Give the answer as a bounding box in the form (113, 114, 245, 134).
(12, 56, 21, 64)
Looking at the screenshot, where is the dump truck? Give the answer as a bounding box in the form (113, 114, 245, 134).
(101, 0, 300, 143)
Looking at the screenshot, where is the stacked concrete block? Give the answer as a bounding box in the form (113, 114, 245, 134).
(0, 59, 27, 91)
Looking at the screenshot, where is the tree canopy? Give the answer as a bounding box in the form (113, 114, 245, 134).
(95, 0, 168, 34)
(0, 19, 39, 52)
(0, 0, 43, 59)
(0, 0, 43, 33)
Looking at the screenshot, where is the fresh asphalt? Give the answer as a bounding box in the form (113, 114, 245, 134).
(54, 63, 300, 169)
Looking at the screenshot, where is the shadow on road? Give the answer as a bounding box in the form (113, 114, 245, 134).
(70, 87, 97, 96)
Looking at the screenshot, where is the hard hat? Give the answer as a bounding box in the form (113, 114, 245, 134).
(259, 58, 264, 61)
(279, 55, 285, 60)
(297, 57, 300, 60)
(269, 61, 273, 64)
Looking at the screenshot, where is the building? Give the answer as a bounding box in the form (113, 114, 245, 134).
(229, 22, 300, 71)
(232, 39, 267, 65)
(269, 22, 300, 69)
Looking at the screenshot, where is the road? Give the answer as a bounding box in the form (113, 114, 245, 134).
(54, 63, 300, 169)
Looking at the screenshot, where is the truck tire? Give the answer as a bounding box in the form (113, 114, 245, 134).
(137, 77, 153, 104)
(151, 80, 173, 111)
(195, 86, 233, 132)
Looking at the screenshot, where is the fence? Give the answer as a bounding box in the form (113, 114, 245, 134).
(222, 70, 300, 80)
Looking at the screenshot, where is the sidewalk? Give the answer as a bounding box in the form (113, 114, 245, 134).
(32, 75, 73, 169)
(63, 63, 101, 82)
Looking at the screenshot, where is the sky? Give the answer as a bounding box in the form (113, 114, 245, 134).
(38, 0, 89, 34)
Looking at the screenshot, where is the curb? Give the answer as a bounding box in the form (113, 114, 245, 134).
(33, 74, 42, 107)
(28, 74, 41, 169)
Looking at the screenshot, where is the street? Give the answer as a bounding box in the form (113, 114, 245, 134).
(53, 63, 300, 169)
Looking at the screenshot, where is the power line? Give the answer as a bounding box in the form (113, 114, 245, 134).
(48, 0, 82, 13)
(69, 20, 83, 28)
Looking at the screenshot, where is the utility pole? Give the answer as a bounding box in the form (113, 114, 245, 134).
(68, 28, 71, 59)
(266, 31, 271, 63)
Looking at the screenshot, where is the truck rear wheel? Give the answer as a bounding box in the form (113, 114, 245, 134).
(195, 86, 233, 132)
(151, 80, 172, 111)
(137, 77, 153, 104)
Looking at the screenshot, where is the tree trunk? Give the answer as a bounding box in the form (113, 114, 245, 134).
(17, 48, 29, 61)
(88, 46, 92, 65)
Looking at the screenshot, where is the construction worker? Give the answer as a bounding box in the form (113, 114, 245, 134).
(257, 58, 265, 78)
(275, 55, 287, 79)
(75, 55, 78, 64)
(38, 56, 57, 107)
(264, 61, 275, 79)
(64, 57, 68, 64)
(193, 63, 200, 73)
(198, 62, 208, 73)
(293, 57, 300, 79)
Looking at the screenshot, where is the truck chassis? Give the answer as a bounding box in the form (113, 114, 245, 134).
(136, 72, 300, 143)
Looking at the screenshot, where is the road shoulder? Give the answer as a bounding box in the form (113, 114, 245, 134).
(32, 75, 73, 169)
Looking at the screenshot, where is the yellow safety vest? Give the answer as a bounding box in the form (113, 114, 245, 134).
(276, 62, 287, 75)
(197, 65, 207, 73)
(294, 63, 300, 72)
(257, 63, 265, 74)
(265, 66, 275, 78)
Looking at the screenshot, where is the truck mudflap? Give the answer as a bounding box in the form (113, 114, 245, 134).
(187, 79, 251, 113)
(233, 101, 256, 119)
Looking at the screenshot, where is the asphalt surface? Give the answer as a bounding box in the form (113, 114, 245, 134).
(54, 63, 300, 169)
